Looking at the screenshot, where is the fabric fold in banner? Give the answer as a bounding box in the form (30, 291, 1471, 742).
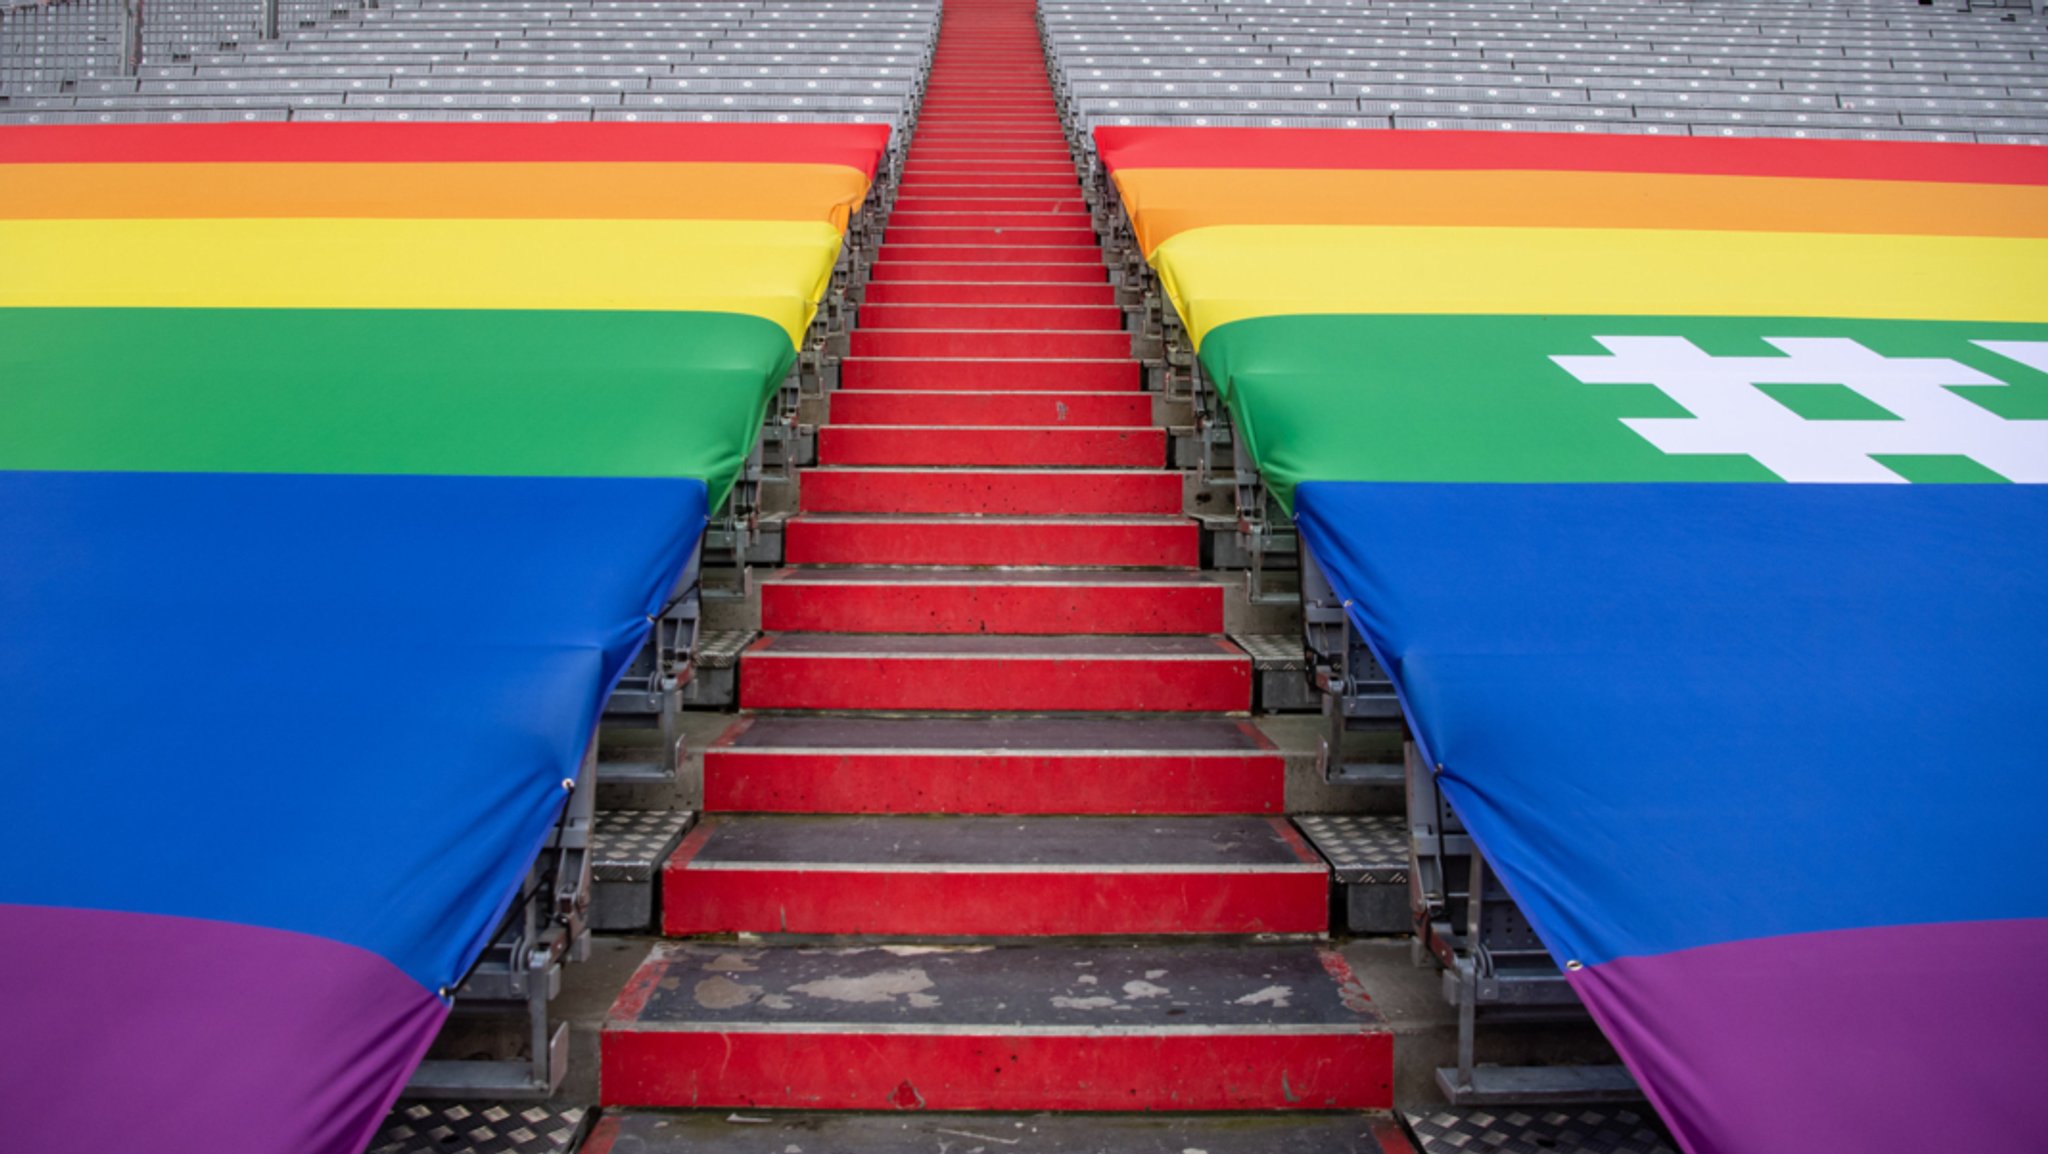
(0, 121, 888, 1153)
(1102, 125, 2048, 1154)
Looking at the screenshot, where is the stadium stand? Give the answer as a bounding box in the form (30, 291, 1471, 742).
(2, 0, 934, 1138)
(6, 0, 2044, 1152)
(1054, 2, 2047, 1152)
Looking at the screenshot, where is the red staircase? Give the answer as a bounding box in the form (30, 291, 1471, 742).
(601, 0, 1396, 1133)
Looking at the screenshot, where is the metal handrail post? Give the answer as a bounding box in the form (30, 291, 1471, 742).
(120, 0, 142, 75)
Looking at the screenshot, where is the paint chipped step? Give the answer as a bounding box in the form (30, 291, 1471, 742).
(601, 941, 1391, 1111)
(583, 1111, 1415, 1152)
(660, 813, 1328, 935)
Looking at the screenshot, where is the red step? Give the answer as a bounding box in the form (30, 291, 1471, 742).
(855, 303, 1122, 331)
(870, 260, 1106, 283)
(861, 281, 1115, 306)
(827, 389, 1149, 426)
(904, 153, 1076, 165)
(839, 358, 1140, 391)
(816, 425, 1164, 467)
(885, 226, 1099, 247)
(849, 330, 1127, 359)
(888, 210, 1095, 229)
(890, 188, 1087, 203)
(799, 468, 1181, 515)
(660, 815, 1322, 935)
(784, 514, 1197, 566)
(898, 176, 1080, 192)
(903, 164, 1074, 179)
(702, 715, 1285, 815)
(876, 244, 1104, 265)
(738, 633, 1248, 712)
(602, 942, 1391, 1110)
(759, 570, 1223, 634)
(872, 262, 1105, 284)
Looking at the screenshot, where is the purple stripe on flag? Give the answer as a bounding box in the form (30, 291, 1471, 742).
(0, 903, 445, 1154)
(1572, 917, 2048, 1154)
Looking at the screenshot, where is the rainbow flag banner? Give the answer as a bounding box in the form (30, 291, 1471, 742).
(1101, 126, 2048, 1154)
(0, 121, 886, 1153)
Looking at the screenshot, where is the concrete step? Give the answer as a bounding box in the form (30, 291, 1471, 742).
(849, 330, 1129, 359)
(661, 814, 1327, 935)
(585, 1111, 1411, 1153)
(759, 569, 1225, 635)
(890, 188, 1087, 204)
(892, 195, 1086, 214)
(897, 176, 1080, 192)
(799, 468, 1180, 516)
(885, 226, 1101, 247)
(827, 390, 1150, 427)
(901, 163, 1078, 178)
(703, 714, 1285, 815)
(815, 425, 1164, 468)
(601, 941, 1390, 1110)
(855, 303, 1122, 331)
(840, 357, 1138, 391)
(875, 244, 1105, 266)
(870, 261, 1107, 284)
(783, 514, 1199, 567)
(737, 632, 1248, 712)
(861, 282, 1114, 306)
(885, 212, 1092, 229)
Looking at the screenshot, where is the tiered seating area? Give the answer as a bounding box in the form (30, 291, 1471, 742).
(0, 0, 935, 135)
(1049, 3, 2047, 1153)
(7, 1, 2046, 1153)
(1045, 0, 2048, 143)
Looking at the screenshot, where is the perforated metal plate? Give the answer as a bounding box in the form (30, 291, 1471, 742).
(1295, 813, 1407, 884)
(369, 1102, 587, 1154)
(1231, 632, 1309, 670)
(1403, 1105, 1676, 1154)
(591, 809, 696, 883)
(694, 629, 758, 669)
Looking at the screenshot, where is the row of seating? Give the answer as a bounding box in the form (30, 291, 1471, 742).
(1042, 0, 2048, 143)
(0, 0, 937, 143)
(1038, 0, 2048, 1118)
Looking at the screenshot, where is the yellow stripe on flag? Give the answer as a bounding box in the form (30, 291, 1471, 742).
(1153, 225, 2048, 349)
(0, 217, 845, 345)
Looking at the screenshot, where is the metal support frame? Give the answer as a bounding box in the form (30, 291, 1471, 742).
(597, 539, 703, 783)
(1300, 545, 1403, 785)
(406, 740, 597, 1099)
(1405, 743, 1642, 1105)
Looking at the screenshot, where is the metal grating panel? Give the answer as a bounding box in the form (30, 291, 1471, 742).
(368, 1102, 587, 1154)
(1295, 813, 1406, 884)
(1404, 1106, 1676, 1154)
(1231, 632, 1308, 671)
(591, 808, 695, 883)
(694, 628, 758, 669)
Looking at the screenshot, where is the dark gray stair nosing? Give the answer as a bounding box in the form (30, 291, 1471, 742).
(681, 813, 1326, 872)
(713, 714, 1280, 756)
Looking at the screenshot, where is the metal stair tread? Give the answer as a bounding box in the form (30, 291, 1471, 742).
(591, 809, 698, 883)
(678, 813, 1322, 871)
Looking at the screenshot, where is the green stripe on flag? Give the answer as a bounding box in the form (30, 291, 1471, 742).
(1197, 314, 2048, 507)
(0, 308, 795, 509)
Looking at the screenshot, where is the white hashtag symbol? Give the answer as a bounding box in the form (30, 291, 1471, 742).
(1551, 337, 2048, 483)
